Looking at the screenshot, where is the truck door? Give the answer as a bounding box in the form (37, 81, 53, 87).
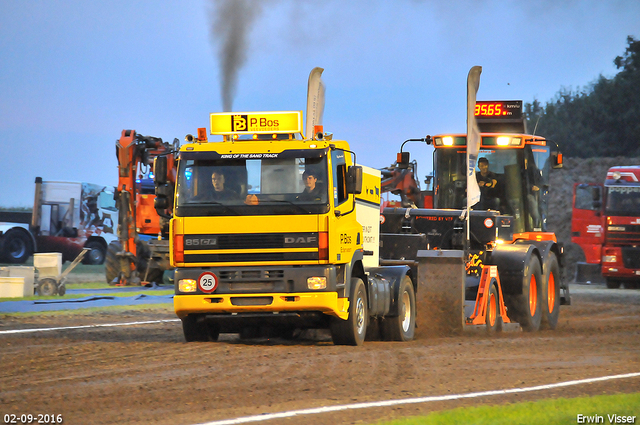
(329, 149, 359, 265)
(571, 183, 604, 264)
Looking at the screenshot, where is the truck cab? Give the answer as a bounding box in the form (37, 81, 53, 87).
(168, 111, 413, 345)
(572, 166, 640, 288)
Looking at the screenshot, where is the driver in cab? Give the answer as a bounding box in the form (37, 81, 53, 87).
(476, 157, 499, 210)
(200, 169, 238, 201)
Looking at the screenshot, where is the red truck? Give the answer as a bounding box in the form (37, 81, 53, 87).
(572, 166, 640, 288)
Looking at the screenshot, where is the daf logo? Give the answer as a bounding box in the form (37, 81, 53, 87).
(285, 236, 317, 244)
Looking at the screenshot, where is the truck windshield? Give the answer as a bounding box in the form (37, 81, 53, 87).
(175, 150, 330, 216)
(606, 186, 640, 216)
(435, 146, 549, 233)
(435, 148, 522, 210)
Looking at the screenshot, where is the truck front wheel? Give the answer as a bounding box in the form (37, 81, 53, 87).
(381, 275, 416, 341)
(2, 230, 32, 263)
(182, 315, 220, 342)
(331, 277, 368, 346)
(606, 278, 621, 289)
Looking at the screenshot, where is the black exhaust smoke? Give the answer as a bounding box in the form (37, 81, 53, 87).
(210, 0, 262, 112)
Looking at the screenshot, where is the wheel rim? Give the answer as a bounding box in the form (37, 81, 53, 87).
(401, 290, 411, 332)
(547, 272, 556, 313)
(355, 296, 366, 335)
(529, 274, 538, 316)
(89, 248, 104, 264)
(9, 239, 26, 258)
(488, 292, 497, 327)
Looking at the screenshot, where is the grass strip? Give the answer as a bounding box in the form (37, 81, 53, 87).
(374, 393, 640, 425)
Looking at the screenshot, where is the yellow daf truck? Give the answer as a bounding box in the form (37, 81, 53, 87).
(155, 102, 416, 345)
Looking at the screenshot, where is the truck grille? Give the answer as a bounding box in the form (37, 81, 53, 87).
(622, 247, 640, 269)
(183, 233, 319, 264)
(606, 225, 640, 245)
(217, 234, 283, 249)
(219, 269, 285, 280)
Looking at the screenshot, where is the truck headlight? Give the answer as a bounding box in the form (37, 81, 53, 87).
(179, 279, 197, 292)
(307, 277, 327, 290)
(602, 255, 617, 263)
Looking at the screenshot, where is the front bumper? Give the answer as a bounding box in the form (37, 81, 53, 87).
(174, 292, 349, 320)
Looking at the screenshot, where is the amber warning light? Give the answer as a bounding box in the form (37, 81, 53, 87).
(210, 111, 303, 135)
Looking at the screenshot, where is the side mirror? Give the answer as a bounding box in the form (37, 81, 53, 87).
(592, 187, 601, 202)
(346, 165, 363, 195)
(552, 151, 563, 169)
(397, 152, 410, 169)
(154, 156, 167, 185)
(154, 196, 169, 210)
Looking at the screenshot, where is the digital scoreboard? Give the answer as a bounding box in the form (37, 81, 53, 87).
(474, 100, 523, 120)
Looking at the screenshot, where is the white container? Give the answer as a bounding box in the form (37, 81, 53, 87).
(34, 252, 62, 278)
(0, 277, 26, 298)
(8, 266, 35, 296)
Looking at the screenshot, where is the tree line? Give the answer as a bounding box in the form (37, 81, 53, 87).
(524, 36, 640, 158)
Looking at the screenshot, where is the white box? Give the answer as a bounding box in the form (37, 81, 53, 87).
(8, 266, 35, 297)
(34, 253, 62, 278)
(0, 277, 26, 298)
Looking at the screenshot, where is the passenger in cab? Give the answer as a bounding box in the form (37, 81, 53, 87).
(297, 169, 324, 202)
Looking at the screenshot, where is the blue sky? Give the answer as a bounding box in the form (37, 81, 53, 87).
(1, 0, 638, 207)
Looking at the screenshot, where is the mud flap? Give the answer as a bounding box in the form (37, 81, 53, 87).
(416, 250, 465, 337)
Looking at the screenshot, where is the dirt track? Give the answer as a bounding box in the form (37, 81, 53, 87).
(1, 285, 639, 425)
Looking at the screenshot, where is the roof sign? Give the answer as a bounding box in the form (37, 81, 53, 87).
(210, 111, 303, 135)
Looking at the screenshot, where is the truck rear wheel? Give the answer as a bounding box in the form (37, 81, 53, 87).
(2, 229, 32, 264)
(182, 315, 220, 342)
(381, 275, 416, 341)
(506, 256, 542, 332)
(541, 253, 560, 330)
(331, 277, 368, 346)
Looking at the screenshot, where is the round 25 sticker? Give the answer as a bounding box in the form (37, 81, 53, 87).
(198, 272, 218, 293)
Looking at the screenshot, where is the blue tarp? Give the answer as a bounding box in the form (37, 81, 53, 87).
(0, 286, 174, 313)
